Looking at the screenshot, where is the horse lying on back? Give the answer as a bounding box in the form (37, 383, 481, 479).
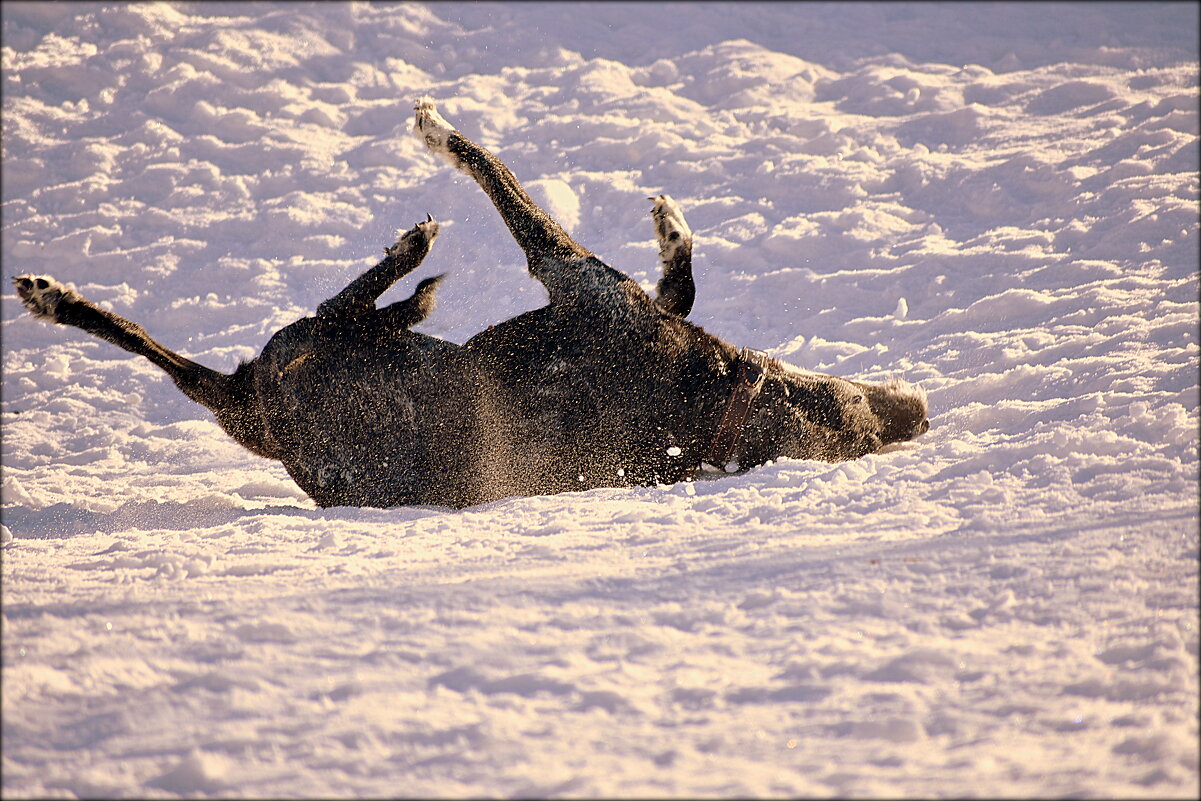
(14, 98, 928, 508)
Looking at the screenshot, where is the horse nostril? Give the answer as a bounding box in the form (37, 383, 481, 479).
(918, 419, 930, 435)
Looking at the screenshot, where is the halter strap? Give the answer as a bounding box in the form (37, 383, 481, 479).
(706, 348, 768, 470)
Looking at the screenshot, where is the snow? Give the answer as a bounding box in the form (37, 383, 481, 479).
(2, 1, 1198, 797)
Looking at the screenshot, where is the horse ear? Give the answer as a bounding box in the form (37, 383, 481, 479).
(650, 195, 695, 317)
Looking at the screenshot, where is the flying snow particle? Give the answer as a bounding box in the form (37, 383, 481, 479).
(666, 446, 682, 457)
(894, 297, 909, 319)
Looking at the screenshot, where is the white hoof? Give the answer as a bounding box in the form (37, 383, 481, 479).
(650, 194, 692, 263)
(12, 274, 80, 322)
(413, 97, 460, 167)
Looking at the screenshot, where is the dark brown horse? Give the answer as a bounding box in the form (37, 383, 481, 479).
(14, 98, 928, 508)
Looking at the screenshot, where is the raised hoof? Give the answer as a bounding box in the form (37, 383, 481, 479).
(388, 215, 440, 258)
(13, 274, 80, 323)
(650, 194, 692, 262)
(413, 97, 460, 166)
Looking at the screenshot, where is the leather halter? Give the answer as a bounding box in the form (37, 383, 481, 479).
(706, 348, 768, 470)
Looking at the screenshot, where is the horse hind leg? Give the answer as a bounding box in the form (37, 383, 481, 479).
(373, 274, 445, 330)
(12, 274, 274, 458)
(317, 216, 440, 319)
(15, 274, 229, 401)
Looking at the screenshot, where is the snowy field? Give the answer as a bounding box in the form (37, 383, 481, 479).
(2, 2, 1198, 797)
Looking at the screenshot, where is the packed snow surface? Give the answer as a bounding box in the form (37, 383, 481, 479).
(2, 2, 1198, 797)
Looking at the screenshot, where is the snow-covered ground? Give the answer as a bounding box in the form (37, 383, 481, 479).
(2, 2, 1198, 797)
